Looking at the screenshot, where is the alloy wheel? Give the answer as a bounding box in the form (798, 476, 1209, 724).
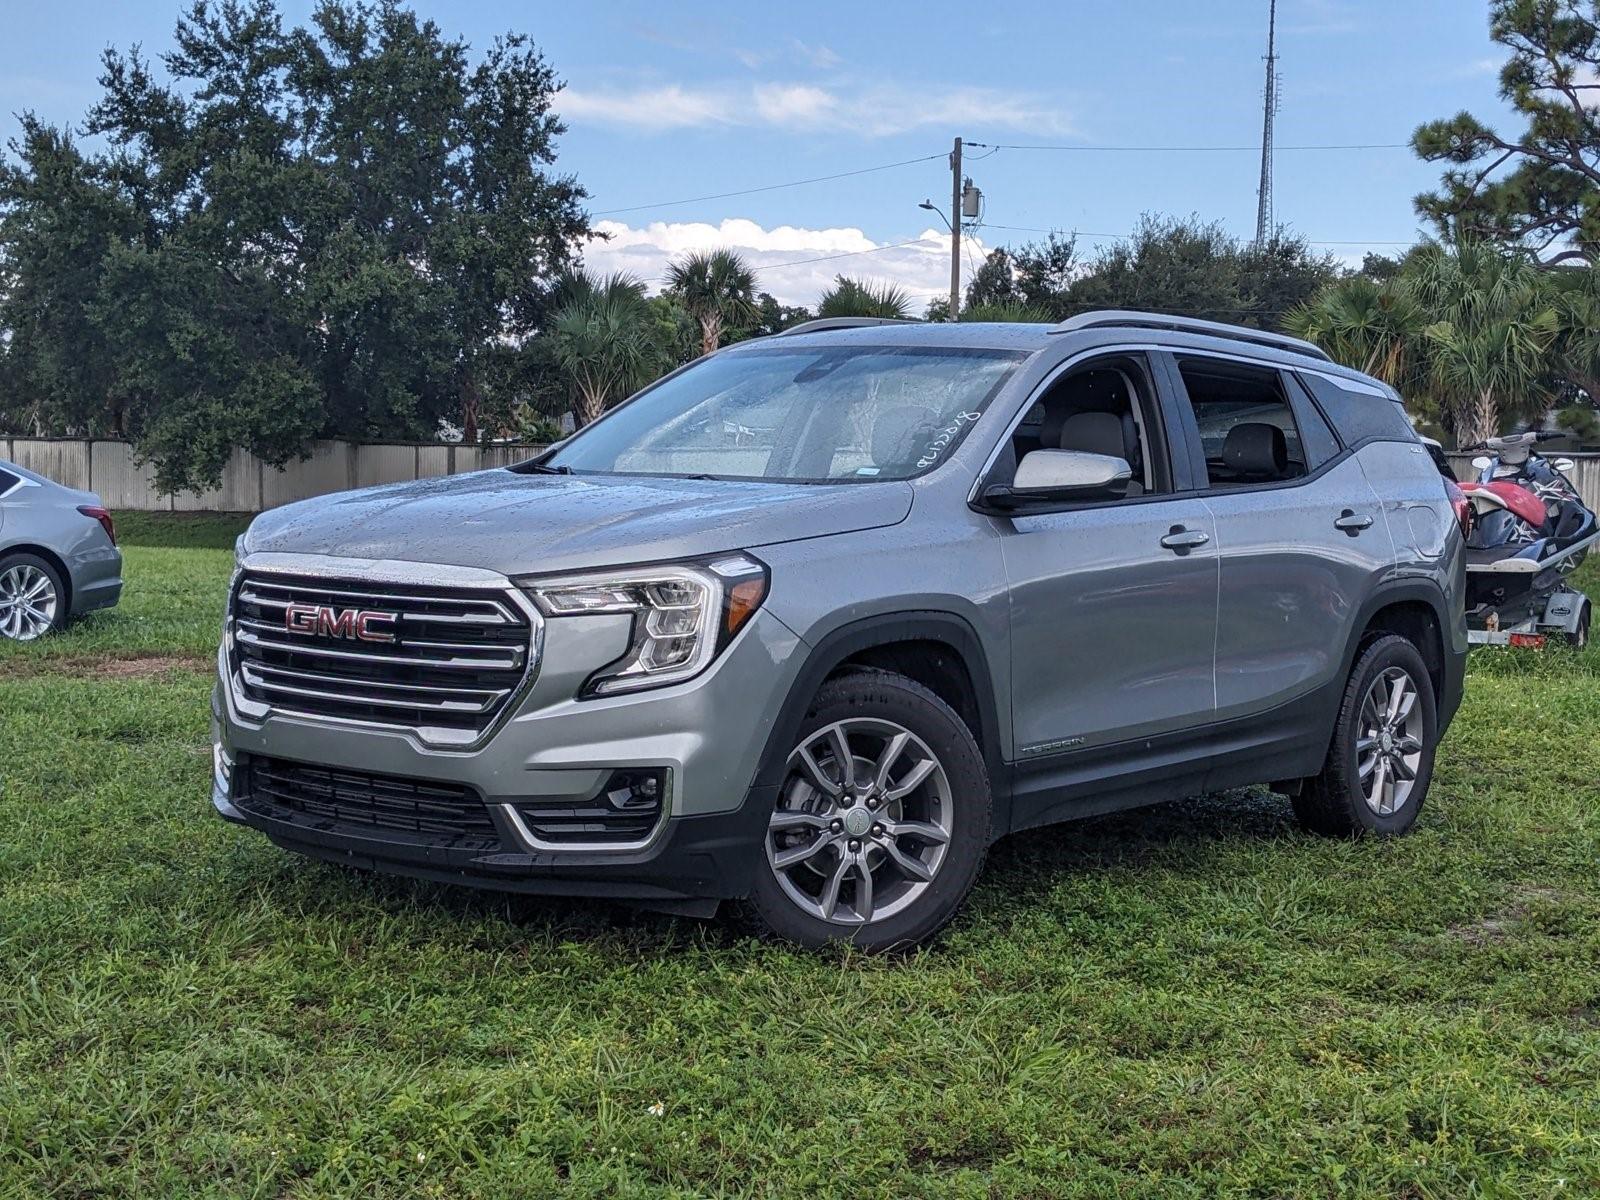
(0, 563, 59, 642)
(766, 717, 953, 925)
(1356, 666, 1424, 816)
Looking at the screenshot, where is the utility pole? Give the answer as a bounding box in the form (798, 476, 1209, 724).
(1254, 0, 1279, 247)
(949, 135, 963, 320)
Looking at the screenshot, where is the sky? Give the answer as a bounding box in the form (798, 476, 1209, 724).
(0, 0, 1520, 310)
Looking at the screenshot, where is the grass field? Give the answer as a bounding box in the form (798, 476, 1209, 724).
(3, 514, 1599, 1198)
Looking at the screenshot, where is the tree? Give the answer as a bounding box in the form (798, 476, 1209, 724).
(1413, 1, 1600, 267)
(0, 0, 589, 491)
(1410, 241, 1561, 445)
(1009, 232, 1079, 315)
(816, 276, 913, 319)
(0, 119, 143, 438)
(547, 272, 661, 426)
(959, 301, 1054, 323)
(964, 249, 1017, 309)
(1283, 275, 1427, 389)
(1288, 240, 1563, 446)
(664, 249, 758, 356)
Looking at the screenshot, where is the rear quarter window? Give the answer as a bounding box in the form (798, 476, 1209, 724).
(1298, 373, 1416, 447)
(0, 467, 20, 496)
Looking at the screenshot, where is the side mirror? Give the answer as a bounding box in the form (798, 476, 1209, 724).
(1554, 457, 1576, 472)
(1471, 455, 1492, 471)
(982, 449, 1132, 510)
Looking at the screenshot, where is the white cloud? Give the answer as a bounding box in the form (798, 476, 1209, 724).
(561, 80, 1074, 137)
(581, 217, 988, 310)
(791, 39, 842, 69)
(560, 85, 735, 132)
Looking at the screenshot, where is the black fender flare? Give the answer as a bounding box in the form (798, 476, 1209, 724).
(751, 610, 1007, 823)
(1337, 576, 1464, 725)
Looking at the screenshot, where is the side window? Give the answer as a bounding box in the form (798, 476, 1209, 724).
(1174, 358, 1307, 489)
(1006, 354, 1169, 500)
(1297, 373, 1416, 446)
(1285, 374, 1341, 470)
(0, 467, 18, 497)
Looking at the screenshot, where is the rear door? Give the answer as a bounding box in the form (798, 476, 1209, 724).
(1163, 352, 1395, 722)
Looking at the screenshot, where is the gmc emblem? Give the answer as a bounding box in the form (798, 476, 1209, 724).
(283, 602, 398, 644)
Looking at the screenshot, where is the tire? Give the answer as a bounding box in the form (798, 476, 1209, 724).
(747, 669, 991, 951)
(1567, 601, 1590, 649)
(0, 552, 68, 642)
(1293, 634, 1437, 838)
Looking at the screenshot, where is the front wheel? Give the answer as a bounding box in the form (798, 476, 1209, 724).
(748, 669, 991, 951)
(1294, 634, 1438, 837)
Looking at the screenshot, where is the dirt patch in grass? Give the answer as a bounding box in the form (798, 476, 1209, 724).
(1449, 884, 1568, 946)
(0, 652, 211, 680)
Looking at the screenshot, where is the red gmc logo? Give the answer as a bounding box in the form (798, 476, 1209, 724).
(284, 602, 398, 643)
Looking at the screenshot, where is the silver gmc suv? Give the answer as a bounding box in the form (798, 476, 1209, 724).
(213, 311, 1467, 950)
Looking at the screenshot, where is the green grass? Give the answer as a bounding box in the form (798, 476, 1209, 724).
(3, 517, 1598, 1197)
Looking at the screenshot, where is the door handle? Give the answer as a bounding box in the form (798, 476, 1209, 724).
(1160, 527, 1210, 552)
(1334, 510, 1374, 534)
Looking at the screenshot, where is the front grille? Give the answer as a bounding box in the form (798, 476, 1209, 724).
(242, 755, 500, 847)
(229, 571, 533, 741)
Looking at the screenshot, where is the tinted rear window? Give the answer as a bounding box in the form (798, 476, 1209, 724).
(0, 467, 19, 495)
(1298, 374, 1416, 446)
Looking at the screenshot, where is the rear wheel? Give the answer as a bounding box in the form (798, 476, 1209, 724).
(748, 669, 990, 951)
(0, 553, 67, 642)
(1294, 634, 1437, 837)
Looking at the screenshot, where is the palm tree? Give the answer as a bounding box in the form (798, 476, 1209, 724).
(664, 250, 758, 357)
(815, 276, 913, 319)
(1407, 241, 1560, 446)
(959, 300, 1054, 323)
(1283, 275, 1425, 391)
(548, 272, 661, 427)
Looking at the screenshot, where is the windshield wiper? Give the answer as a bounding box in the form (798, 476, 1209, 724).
(527, 462, 573, 475)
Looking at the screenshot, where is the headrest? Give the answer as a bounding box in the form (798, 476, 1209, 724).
(1056, 411, 1127, 460)
(1222, 422, 1287, 480)
(870, 405, 937, 470)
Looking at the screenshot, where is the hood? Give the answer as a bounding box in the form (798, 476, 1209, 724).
(244, 469, 914, 576)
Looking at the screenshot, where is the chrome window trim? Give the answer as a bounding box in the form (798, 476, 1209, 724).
(226, 551, 544, 753)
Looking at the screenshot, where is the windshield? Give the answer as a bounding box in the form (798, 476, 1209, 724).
(543, 345, 1026, 483)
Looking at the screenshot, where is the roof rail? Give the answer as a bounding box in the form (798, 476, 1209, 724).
(1049, 310, 1332, 363)
(778, 317, 921, 337)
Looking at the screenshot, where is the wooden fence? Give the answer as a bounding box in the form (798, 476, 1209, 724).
(0, 438, 548, 512)
(5, 438, 1600, 514)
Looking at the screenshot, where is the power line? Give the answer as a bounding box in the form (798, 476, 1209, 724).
(590, 152, 946, 217)
(969, 141, 1408, 153)
(974, 221, 1416, 246)
(760, 237, 938, 271)
(590, 139, 1410, 220)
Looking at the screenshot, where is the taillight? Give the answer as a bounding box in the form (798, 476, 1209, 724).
(78, 504, 116, 546)
(1443, 479, 1472, 540)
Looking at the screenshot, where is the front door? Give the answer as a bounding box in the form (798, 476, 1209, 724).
(993, 351, 1219, 760)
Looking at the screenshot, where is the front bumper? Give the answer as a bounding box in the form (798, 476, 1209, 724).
(212, 763, 775, 903)
(213, 579, 804, 901)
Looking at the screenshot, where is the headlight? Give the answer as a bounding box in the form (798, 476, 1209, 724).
(521, 554, 769, 696)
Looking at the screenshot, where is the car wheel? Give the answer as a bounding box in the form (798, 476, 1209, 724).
(748, 669, 991, 951)
(1294, 634, 1437, 837)
(0, 553, 67, 642)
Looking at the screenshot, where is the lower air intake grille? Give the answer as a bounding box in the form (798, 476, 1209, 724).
(511, 769, 667, 846)
(242, 756, 499, 847)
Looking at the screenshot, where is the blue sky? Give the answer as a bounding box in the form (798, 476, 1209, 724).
(2, 0, 1517, 307)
